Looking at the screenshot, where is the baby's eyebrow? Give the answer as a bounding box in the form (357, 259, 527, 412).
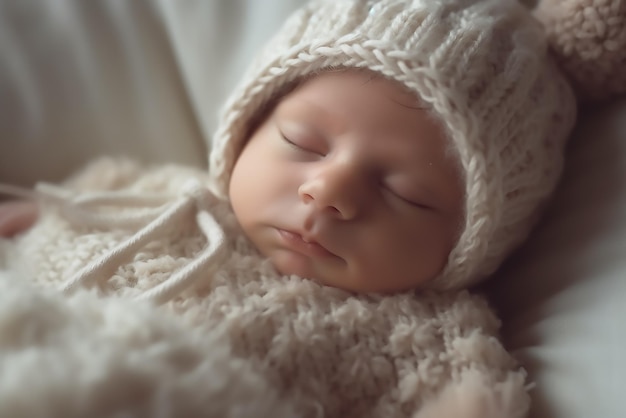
(357, 75, 427, 110)
(386, 95, 428, 110)
(286, 98, 345, 131)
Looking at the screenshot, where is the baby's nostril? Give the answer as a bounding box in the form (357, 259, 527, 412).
(328, 206, 341, 216)
(301, 192, 314, 203)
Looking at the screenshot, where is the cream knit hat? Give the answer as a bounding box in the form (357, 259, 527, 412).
(208, 0, 577, 290)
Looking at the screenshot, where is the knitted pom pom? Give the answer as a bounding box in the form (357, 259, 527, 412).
(534, 0, 626, 102)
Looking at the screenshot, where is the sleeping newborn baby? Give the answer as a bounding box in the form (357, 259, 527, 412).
(0, 0, 577, 417)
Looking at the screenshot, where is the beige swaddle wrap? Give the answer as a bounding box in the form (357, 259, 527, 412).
(1, 158, 529, 418)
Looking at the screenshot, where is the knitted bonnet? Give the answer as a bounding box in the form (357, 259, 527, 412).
(209, 0, 577, 290)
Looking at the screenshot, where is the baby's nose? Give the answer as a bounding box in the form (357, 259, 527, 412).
(298, 164, 367, 220)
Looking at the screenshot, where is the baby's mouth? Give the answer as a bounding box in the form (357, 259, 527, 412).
(276, 228, 336, 258)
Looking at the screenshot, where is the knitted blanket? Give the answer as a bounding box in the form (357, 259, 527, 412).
(0, 158, 530, 418)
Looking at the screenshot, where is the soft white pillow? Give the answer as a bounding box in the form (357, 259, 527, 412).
(0, 0, 305, 186)
(0, 1, 200, 185)
(486, 98, 626, 418)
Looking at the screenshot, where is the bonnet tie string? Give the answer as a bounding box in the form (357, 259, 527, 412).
(0, 181, 227, 305)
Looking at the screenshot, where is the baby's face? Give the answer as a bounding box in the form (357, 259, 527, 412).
(229, 71, 464, 293)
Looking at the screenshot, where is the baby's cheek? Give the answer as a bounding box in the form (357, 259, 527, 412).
(362, 224, 450, 290)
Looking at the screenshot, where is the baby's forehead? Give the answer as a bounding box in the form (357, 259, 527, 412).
(279, 80, 425, 129)
(273, 72, 459, 165)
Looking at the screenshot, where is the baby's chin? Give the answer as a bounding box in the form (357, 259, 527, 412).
(267, 250, 349, 289)
(269, 249, 437, 294)
(270, 250, 324, 281)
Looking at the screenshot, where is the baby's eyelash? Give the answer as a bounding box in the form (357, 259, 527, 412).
(383, 185, 430, 210)
(280, 132, 300, 148)
(280, 131, 325, 156)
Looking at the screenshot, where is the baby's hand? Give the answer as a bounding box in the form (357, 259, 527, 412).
(0, 200, 38, 237)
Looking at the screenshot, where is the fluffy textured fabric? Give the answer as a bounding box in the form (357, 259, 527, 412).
(1, 158, 530, 418)
(0, 269, 295, 418)
(209, 0, 577, 291)
(534, 0, 626, 102)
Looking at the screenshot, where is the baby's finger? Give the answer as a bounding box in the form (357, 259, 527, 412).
(0, 201, 39, 237)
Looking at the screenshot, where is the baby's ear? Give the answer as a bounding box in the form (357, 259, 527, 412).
(533, 0, 626, 103)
